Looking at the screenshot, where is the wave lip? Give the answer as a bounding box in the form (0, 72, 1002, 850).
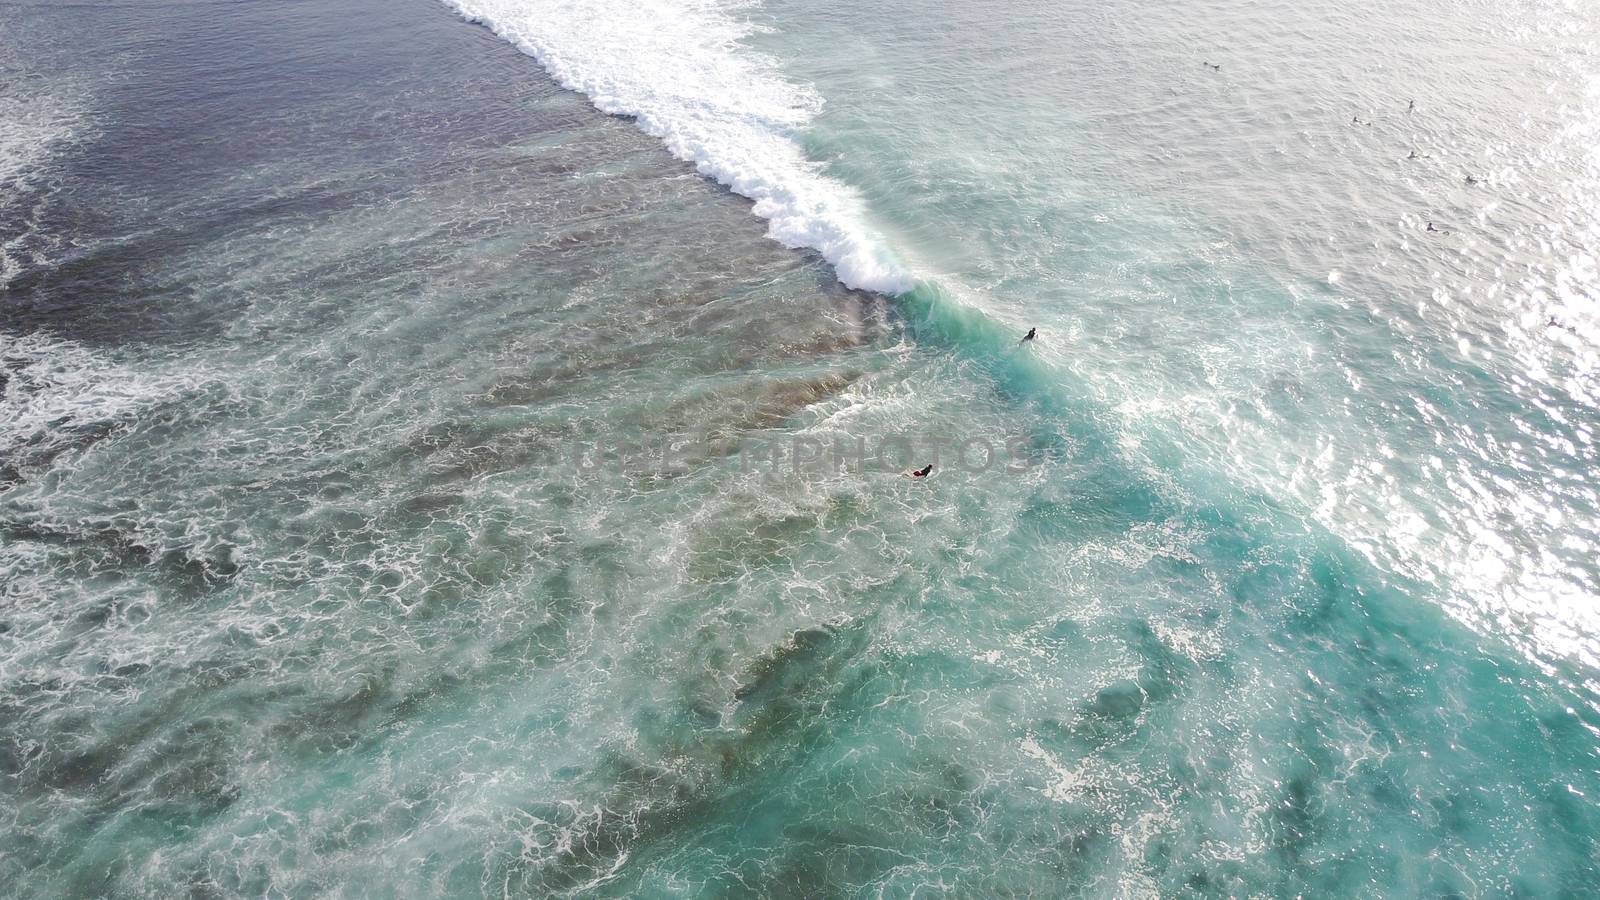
(443, 0, 913, 295)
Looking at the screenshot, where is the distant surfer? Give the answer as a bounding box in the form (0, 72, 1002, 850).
(1407, 99, 1415, 112)
(1465, 174, 1479, 185)
(1351, 115, 1370, 126)
(908, 463, 933, 478)
(1426, 221, 1450, 234)
(1020, 327, 1037, 345)
(1203, 61, 1221, 71)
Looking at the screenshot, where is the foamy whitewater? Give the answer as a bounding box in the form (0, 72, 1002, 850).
(444, 0, 913, 294)
(0, 332, 204, 467)
(3, 0, 1600, 895)
(0, 84, 84, 287)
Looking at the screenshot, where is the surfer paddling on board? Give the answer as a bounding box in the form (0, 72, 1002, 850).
(1019, 327, 1037, 345)
(906, 463, 933, 478)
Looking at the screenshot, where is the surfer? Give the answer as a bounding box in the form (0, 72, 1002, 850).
(909, 464, 933, 478)
(1465, 174, 1479, 185)
(1426, 221, 1450, 234)
(1020, 327, 1037, 344)
(1407, 99, 1415, 112)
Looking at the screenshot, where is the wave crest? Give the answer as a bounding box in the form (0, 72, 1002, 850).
(443, 0, 913, 295)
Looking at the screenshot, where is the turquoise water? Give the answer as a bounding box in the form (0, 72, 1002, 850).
(2, 0, 1599, 895)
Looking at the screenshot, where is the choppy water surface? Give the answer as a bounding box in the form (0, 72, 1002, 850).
(2, 0, 1599, 895)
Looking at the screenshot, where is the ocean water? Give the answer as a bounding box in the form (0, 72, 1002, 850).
(2, 0, 1598, 895)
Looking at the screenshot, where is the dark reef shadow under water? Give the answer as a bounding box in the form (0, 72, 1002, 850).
(2, 0, 1599, 896)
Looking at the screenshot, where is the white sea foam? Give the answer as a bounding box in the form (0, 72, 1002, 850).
(0, 92, 66, 191)
(0, 83, 86, 286)
(442, 0, 913, 295)
(0, 331, 199, 471)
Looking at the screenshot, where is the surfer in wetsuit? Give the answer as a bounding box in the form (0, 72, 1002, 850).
(1020, 327, 1037, 344)
(909, 464, 933, 478)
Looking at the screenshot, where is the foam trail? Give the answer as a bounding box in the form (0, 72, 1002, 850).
(0, 85, 85, 286)
(442, 0, 914, 295)
(0, 90, 72, 192)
